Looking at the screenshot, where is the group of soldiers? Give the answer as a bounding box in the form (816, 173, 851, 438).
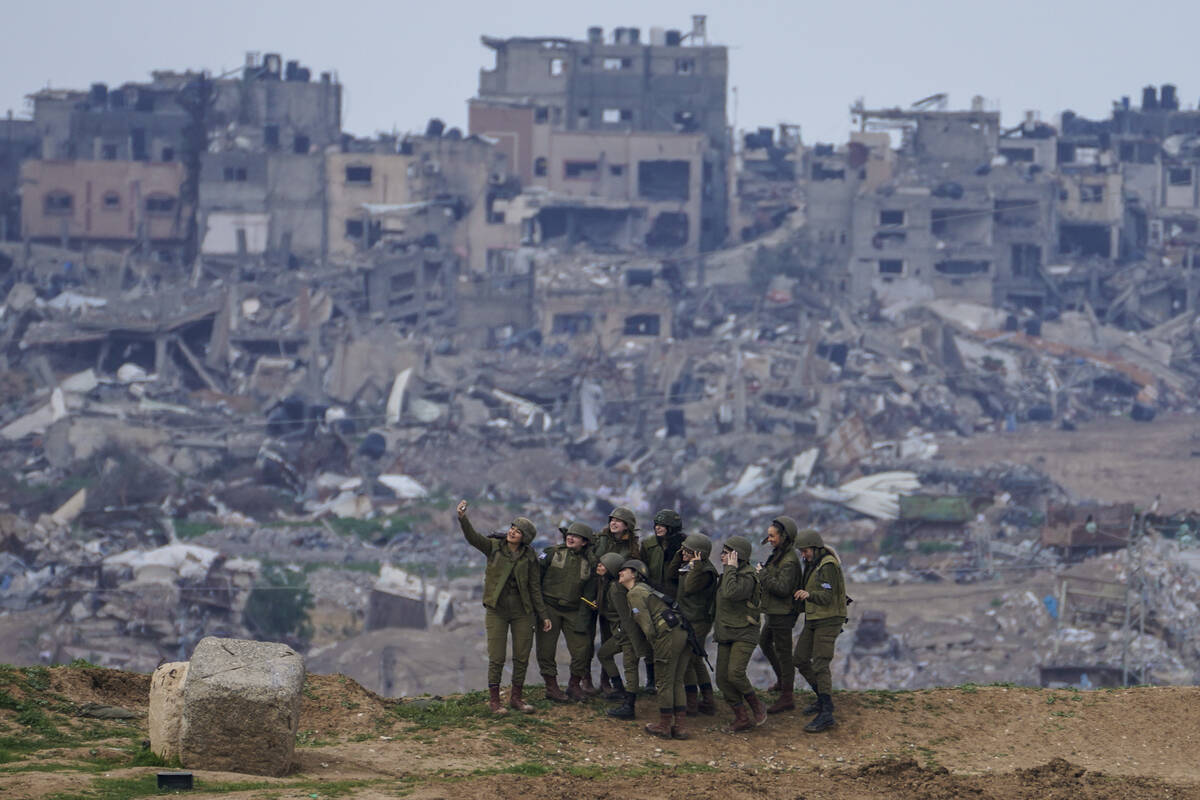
(455, 500, 847, 739)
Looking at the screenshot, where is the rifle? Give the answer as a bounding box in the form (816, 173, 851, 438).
(648, 587, 714, 673)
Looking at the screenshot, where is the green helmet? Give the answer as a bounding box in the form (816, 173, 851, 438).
(653, 509, 682, 530)
(723, 535, 752, 562)
(599, 553, 625, 575)
(682, 532, 712, 558)
(510, 517, 537, 545)
(620, 559, 648, 580)
(763, 515, 799, 546)
(608, 506, 638, 531)
(794, 528, 824, 549)
(559, 521, 594, 542)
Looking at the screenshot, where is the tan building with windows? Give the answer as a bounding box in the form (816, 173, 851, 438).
(19, 159, 185, 246)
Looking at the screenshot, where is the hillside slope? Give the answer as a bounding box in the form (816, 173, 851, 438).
(0, 666, 1197, 799)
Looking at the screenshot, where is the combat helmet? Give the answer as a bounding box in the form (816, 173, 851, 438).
(723, 535, 753, 562)
(682, 532, 713, 559)
(599, 552, 625, 576)
(608, 506, 638, 532)
(653, 508, 683, 531)
(559, 521, 594, 542)
(794, 528, 824, 549)
(510, 517, 537, 545)
(620, 559, 649, 580)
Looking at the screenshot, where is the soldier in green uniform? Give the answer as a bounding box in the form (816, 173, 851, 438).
(618, 559, 691, 739)
(537, 522, 598, 702)
(792, 528, 847, 733)
(591, 552, 643, 718)
(756, 515, 802, 713)
(590, 507, 640, 695)
(642, 509, 686, 597)
(714, 535, 767, 731)
(676, 532, 718, 716)
(456, 500, 552, 715)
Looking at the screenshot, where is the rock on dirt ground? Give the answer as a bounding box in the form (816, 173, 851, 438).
(1, 665, 1198, 799)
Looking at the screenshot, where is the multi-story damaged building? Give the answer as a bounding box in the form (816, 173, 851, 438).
(0, 116, 39, 241)
(468, 16, 729, 261)
(19, 159, 187, 252)
(838, 99, 1061, 310)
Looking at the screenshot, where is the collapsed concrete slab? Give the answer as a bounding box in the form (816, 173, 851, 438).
(177, 637, 305, 776)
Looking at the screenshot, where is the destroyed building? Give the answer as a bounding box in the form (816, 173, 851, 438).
(469, 15, 729, 255)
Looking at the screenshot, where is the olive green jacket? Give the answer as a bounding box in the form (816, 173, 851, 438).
(641, 533, 683, 596)
(800, 550, 846, 626)
(676, 557, 717, 625)
(759, 547, 801, 616)
(460, 516, 547, 620)
(624, 582, 675, 658)
(593, 530, 639, 561)
(714, 562, 760, 644)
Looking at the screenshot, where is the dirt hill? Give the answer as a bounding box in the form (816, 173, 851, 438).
(1, 665, 1198, 799)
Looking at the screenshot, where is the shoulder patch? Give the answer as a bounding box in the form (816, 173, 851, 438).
(821, 582, 832, 590)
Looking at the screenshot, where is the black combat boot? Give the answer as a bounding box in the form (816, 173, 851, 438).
(801, 680, 821, 714)
(641, 660, 656, 696)
(804, 693, 835, 733)
(604, 675, 626, 700)
(605, 690, 636, 719)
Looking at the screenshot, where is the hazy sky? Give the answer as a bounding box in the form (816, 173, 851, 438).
(4, 0, 1200, 145)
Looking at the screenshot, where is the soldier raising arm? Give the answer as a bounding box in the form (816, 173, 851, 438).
(457, 499, 551, 715)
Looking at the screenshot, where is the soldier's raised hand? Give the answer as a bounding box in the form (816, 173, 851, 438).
(457, 500, 469, 519)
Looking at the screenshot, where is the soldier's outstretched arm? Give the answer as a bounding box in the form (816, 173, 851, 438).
(456, 499, 491, 555)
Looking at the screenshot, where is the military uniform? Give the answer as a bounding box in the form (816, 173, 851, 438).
(675, 532, 718, 715)
(459, 513, 548, 713)
(714, 536, 766, 731)
(536, 522, 597, 700)
(590, 507, 641, 694)
(758, 515, 802, 711)
(793, 529, 847, 733)
(591, 552, 643, 718)
(624, 564, 690, 739)
(641, 509, 685, 598)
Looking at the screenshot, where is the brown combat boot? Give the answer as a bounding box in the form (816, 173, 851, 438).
(566, 675, 587, 702)
(684, 686, 699, 717)
(542, 675, 568, 703)
(671, 706, 690, 739)
(598, 672, 612, 694)
(509, 684, 534, 713)
(726, 702, 753, 733)
(745, 692, 767, 726)
(581, 673, 600, 697)
(698, 683, 717, 716)
(767, 688, 795, 714)
(644, 708, 674, 738)
(488, 685, 508, 715)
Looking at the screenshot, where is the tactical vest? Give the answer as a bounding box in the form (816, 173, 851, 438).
(540, 545, 592, 608)
(802, 553, 847, 622)
(714, 564, 761, 644)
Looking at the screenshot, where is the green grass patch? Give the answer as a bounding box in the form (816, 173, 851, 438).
(916, 541, 959, 555)
(173, 519, 221, 539)
(392, 692, 492, 730)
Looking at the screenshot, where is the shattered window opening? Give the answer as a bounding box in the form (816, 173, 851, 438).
(345, 165, 373, 184)
(144, 194, 176, 215)
(1000, 147, 1035, 163)
(603, 57, 631, 71)
(878, 259, 903, 275)
(1011, 243, 1042, 277)
(637, 160, 690, 201)
(675, 58, 695, 74)
(345, 219, 365, 239)
(535, 106, 549, 124)
(549, 58, 565, 77)
(610, 164, 625, 176)
(935, 260, 989, 276)
(623, 313, 661, 336)
(534, 157, 548, 177)
(1168, 167, 1192, 187)
(552, 312, 593, 335)
(43, 191, 73, 215)
(1080, 184, 1104, 203)
(879, 210, 905, 226)
(223, 166, 248, 182)
(564, 160, 599, 179)
(101, 192, 121, 211)
(101, 143, 118, 160)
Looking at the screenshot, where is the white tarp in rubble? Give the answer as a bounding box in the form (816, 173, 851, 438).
(375, 564, 453, 624)
(805, 471, 921, 520)
(492, 388, 552, 431)
(43, 292, 108, 312)
(103, 544, 220, 583)
(386, 368, 413, 426)
(408, 396, 444, 423)
(59, 369, 99, 394)
(781, 448, 820, 490)
(1, 387, 67, 440)
(378, 474, 428, 500)
(580, 380, 604, 435)
(727, 464, 770, 498)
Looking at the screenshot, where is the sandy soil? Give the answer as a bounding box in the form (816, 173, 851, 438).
(2, 667, 1198, 799)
